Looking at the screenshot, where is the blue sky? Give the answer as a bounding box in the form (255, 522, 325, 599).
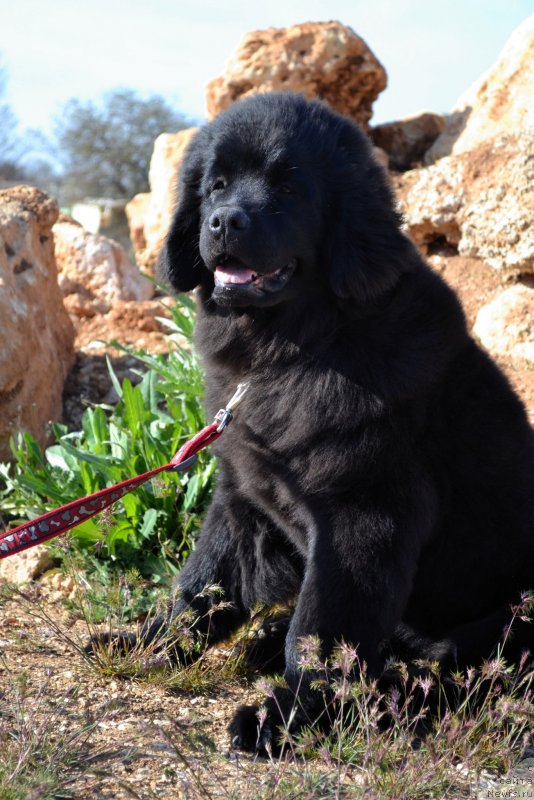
(1, 0, 531, 135)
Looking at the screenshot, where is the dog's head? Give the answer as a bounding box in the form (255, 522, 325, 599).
(159, 93, 415, 309)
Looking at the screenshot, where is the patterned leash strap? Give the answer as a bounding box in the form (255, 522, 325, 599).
(0, 383, 249, 560)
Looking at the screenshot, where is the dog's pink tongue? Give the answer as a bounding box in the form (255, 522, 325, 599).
(215, 266, 255, 285)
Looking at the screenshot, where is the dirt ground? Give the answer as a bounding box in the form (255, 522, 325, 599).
(4, 591, 528, 800)
(0, 593, 284, 799)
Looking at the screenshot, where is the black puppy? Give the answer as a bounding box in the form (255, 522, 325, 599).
(154, 92, 533, 752)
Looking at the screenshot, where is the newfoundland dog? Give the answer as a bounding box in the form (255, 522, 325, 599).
(154, 92, 533, 752)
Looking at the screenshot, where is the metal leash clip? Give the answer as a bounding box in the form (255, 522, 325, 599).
(215, 382, 250, 432)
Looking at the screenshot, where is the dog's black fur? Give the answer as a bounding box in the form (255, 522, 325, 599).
(156, 93, 533, 751)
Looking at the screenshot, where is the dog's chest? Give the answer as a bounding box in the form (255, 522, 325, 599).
(198, 309, 388, 537)
(207, 362, 376, 534)
(221, 415, 319, 550)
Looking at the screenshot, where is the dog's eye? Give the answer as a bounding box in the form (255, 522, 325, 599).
(212, 179, 226, 192)
(279, 184, 293, 194)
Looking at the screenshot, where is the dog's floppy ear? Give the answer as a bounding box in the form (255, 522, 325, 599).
(328, 121, 416, 303)
(157, 128, 211, 293)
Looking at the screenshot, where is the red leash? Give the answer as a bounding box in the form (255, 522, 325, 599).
(0, 383, 249, 560)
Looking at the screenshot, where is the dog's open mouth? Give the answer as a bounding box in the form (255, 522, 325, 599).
(213, 259, 296, 294)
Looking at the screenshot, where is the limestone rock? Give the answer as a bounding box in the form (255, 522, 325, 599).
(205, 21, 387, 128)
(473, 284, 534, 363)
(126, 128, 198, 272)
(0, 544, 56, 584)
(54, 217, 154, 317)
(125, 192, 150, 256)
(396, 134, 534, 274)
(0, 186, 75, 460)
(370, 112, 445, 171)
(427, 14, 534, 162)
(40, 570, 78, 601)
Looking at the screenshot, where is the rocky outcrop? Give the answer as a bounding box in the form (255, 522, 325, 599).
(390, 15, 534, 382)
(474, 285, 534, 364)
(205, 21, 387, 128)
(53, 216, 154, 318)
(370, 112, 445, 171)
(396, 133, 534, 274)
(0, 544, 56, 585)
(126, 128, 198, 272)
(0, 186, 75, 461)
(125, 193, 151, 257)
(426, 14, 534, 162)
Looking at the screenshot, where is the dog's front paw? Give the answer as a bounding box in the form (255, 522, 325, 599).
(84, 631, 138, 657)
(84, 615, 192, 664)
(230, 686, 313, 756)
(229, 704, 274, 754)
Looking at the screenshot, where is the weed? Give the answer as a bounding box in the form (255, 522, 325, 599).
(1, 578, 532, 799)
(0, 660, 137, 799)
(0, 295, 216, 591)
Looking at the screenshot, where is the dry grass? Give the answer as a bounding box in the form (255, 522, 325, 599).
(0, 579, 532, 800)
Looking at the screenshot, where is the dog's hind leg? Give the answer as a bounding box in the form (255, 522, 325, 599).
(446, 599, 533, 668)
(380, 602, 533, 722)
(379, 600, 533, 709)
(389, 598, 533, 670)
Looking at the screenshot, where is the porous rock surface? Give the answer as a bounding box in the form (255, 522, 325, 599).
(0, 186, 75, 461)
(126, 127, 198, 272)
(0, 544, 56, 585)
(53, 215, 154, 318)
(395, 133, 534, 274)
(205, 21, 387, 128)
(473, 284, 534, 364)
(426, 13, 534, 161)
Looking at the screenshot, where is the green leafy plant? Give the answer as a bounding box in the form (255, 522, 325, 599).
(0, 296, 216, 584)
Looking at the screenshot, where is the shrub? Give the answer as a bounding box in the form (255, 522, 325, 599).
(0, 296, 216, 586)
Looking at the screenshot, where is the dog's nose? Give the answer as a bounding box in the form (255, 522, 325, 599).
(209, 207, 250, 237)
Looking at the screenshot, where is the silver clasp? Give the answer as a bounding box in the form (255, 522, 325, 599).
(214, 382, 250, 433)
(215, 408, 233, 432)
